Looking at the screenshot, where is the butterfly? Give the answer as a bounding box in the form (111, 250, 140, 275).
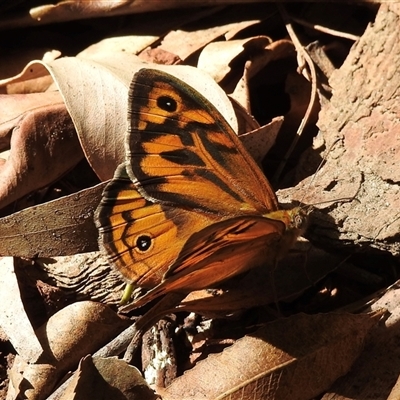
(95, 68, 307, 310)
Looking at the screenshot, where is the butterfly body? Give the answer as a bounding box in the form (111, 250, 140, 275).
(96, 68, 307, 308)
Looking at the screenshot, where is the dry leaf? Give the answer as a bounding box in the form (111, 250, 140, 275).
(44, 56, 237, 179)
(160, 312, 382, 400)
(160, 22, 266, 63)
(29, 1, 230, 25)
(238, 117, 284, 165)
(0, 257, 43, 363)
(321, 285, 400, 400)
(0, 93, 83, 209)
(198, 36, 272, 85)
(0, 182, 105, 258)
(0, 1, 274, 30)
(59, 356, 157, 400)
(79, 36, 162, 60)
(157, 5, 277, 64)
(7, 301, 130, 400)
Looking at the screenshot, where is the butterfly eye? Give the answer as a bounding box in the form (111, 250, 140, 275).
(294, 215, 304, 229)
(136, 235, 152, 253)
(157, 95, 177, 112)
(293, 212, 308, 230)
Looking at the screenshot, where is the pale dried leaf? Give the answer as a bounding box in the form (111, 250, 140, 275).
(29, 0, 238, 25)
(198, 37, 272, 84)
(224, 19, 268, 41)
(7, 301, 130, 400)
(78, 36, 162, 60)
(0, 61, 53, 93)
(59, 356, 157, 400)
(2, 1, 267, 27)
(387, 374, 400, 400)
(161, 23, 263, 62)
(41, 56, 237, 179)
(239, 117, 283, 165)
(0, 257, 43, 363)
(0, 99, 83, 209)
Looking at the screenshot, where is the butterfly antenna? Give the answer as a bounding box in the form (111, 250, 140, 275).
(308, 196, 359, 208)
(374, 212, 400, 240)
(300, 138, 339, 205)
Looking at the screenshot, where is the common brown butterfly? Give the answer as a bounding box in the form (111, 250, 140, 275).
(95, 68, 307, 309)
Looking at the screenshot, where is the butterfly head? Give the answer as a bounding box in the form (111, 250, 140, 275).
(264, 206, 309, 260)
(267, 206, 308, 233)
(288, 206, 310, 231)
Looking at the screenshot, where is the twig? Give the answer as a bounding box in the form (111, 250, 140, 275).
(273, 4, 318, 183)
(289, 15, 360, 41)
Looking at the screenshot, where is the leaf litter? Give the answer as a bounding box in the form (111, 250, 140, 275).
(0, 2, 398, 400)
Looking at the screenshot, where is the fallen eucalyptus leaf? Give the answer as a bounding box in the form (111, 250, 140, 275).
(239, 117, 283, 165)
(321, 284, 400, 400)
(0, 257, 43, 363)
(161, 312, 382, 400)
(7, 301, 130, 400)
(198, 36, 272, 84)
(43, 55, 238, 179)
(0, 182, 106, 258)
(0, 96, 83, 209)
(59, 356, 158, 400)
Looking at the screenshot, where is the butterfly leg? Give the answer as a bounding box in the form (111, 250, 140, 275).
(269, 263, 283, 316)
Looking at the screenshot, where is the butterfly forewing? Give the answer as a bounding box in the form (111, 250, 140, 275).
(126, 69, 279, 216)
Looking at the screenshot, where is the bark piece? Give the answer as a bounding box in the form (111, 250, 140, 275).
(283, 4, 400, 256)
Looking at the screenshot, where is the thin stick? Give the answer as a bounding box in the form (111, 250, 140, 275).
(273, 4, 318, 183)
(123, 292, 185, 363)
(289, 16, 360, 41)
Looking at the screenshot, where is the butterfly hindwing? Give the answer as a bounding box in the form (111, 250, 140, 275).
(121, 215, 286, 309)
(96, 163, 223, 287)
